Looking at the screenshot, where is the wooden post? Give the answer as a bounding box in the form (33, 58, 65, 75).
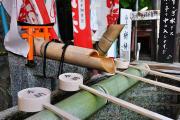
(158, 0, 179, 63)
(175, 0, 180, 62)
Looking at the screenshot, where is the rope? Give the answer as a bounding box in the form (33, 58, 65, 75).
(57, 41, 72, 77)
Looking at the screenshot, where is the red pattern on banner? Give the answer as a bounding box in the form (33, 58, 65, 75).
(106, 0, 119, 25)
(71, 0, 93, 48)
(18, 0, 58, 40)
(35, 0, 58, 40)
(18, 0, 38, 23)
(50, 0, 57, 22)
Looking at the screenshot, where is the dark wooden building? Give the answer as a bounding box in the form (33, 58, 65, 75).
(175, 0, 180, 62)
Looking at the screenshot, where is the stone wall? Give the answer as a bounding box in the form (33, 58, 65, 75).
(8, 53, 89, 105)
(0, 14, 10, 111)
(0, 55, 11, 111)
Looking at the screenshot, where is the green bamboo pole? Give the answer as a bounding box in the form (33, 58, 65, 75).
(26, 64, 146, 120)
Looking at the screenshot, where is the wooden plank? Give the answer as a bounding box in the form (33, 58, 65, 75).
(175, 0, 180, 62)
(176, 0, 180, 34)
(175, 34, 180, 62)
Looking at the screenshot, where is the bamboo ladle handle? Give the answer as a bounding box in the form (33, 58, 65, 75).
(59, 73, 172, 120)
(129, 65, 180, 82)
(79, 84, 172, 120)
(43, 103, 80, 120)
(116, 71, 180, 92)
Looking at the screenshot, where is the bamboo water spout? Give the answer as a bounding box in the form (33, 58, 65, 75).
(34, 38, 115, 73)
(96, 24, 124, 56)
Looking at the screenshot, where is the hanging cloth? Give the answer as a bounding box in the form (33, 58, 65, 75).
(71, 0, 93, 48)
(56, 0, 73, 42)
(3, 0, 29, 57)
(45, 0, 59, 37)
(106, 0, 120, 58)
(34, 0, 58, 40)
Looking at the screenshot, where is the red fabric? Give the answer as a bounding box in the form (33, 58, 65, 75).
(106, 0, 119, 25)
(106, 0, 119, 58)
(72, 0, 93, 48)
(18, 0, 38, 23)
(34, 0, 58, 40)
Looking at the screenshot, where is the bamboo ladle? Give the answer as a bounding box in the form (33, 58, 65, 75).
(116, 71, 180, 93)
(59, 73, 172, 120)
(129, 64, 180, 82)
(18, 87, 79, 120)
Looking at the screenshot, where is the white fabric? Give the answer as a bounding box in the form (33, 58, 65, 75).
(92, 0, 109, 41)
(3, 0, 29, 57)
(2, 0, 12, 15)
(45, 0, 59, 36)
(90, 0, 98, 31)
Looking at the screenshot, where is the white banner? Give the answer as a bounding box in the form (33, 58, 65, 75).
(131, 10, 160, 21)
(120, 9, 132, 61)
